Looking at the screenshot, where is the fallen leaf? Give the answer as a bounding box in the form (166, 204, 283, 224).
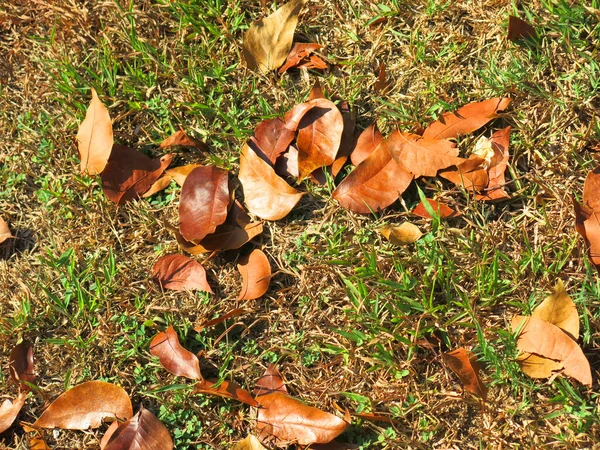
(0, 216, 12, 244)
(512, 316, 592, 386)
(77, 87, 113, 175)
(232, 434, 268, 450)
(254, 364, 288, 397)
(507, 16, 537, 41)
(34, 381, 133, 429)
(583, 166, 600, 211)
(412, 199, 460, 219)
(309, 442, 360, 450)
(439, 155, 489, 192)
(308, 80, 325, 101)
(379, 223, 423, 245)
(443, 348, 487, 400)
(583, 211, 600, 268)
(194, 308, 247, 333)
(274, 145, 300, 179)
(29, 433, 50, 450)
(516, 352, 563, 379)
(255, 393, 348, 446)
(243, 0, 306, 73)
(350, 123, 384, 167)
(159, 129, 207, 151)
(331, 100, 356, 177)
(422, 98, 511, 140)
(237, 249, 271, 300)
(179, 166, 230, 242)
(101, 145, 173, 204)
(142, 173, 173, 198)
(0, 392, 27, 434)
(531, 280, 578, 340)
(296, 98, 344, 180)
(100, 422, 120, 450)
(476, 126, 511, 201)
(373, 62, 389, 92)
(251, 119, 294, 164)
(152, 254, 213, 293)
(239, 143, 304, 220)
(278, 43, 323, 74)
(102, 406, 174, 450)
(149, 325, 202, 380)
(193, 379, 259, 407)
(166, 164, 204, 187)
(353, 412, 397, 424)
(332, 140, 414, 214)
(9, 342, 36, 389)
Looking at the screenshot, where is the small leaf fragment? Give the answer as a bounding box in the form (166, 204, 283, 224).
(159, 129, 207, 151)
(193, 379, 259, 407)
(232, 435, 268, 450)
(149, 325, 202, 380)
(412, 199, 460, 219)
(0, 392, 27, 434)
(0, 216, 12, 244)
(9, 342, 36, 389)
(507, 16, 537, 41)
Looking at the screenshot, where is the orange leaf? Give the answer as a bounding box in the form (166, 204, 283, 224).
(77, 87, 113, 175)
(152, 254, 212, 293)
(102, 406, 173, 450)
(149, 325, 202, 380)
(193, 379, 259, 407)
(439, 155, 488, 192)
(237, 249, 271, 300)
(159, 129, 207, 151)
(9, 342, 36, 390)
(231, 435, 268, 450)
(254, 364, 288, 397)
(412, 199, 460, 219)
(443, 348, 488, 400)
(278, 43, 323, 74)
(0, 216, 11, 244)
(583, 166, 600, 211)
(252, 119, 294, 165)
(373, 62, 389, 92)
(166, 164, 204, 187)
(0, 392, 27, 434)
(350, 123, 384, 167)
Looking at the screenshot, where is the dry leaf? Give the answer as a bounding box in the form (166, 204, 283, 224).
(476, 126, 511, 201)
(237, 249, 271, 300)
(166, 164, 204, 187)
(0, 216, 12, 244)
(103, 406, 174, 450)
(278, 43, 324, 74)
(77, 87, 113, 175)
(378, 223, 423, 245)
(159, 129, 207, 151)
(507, 16, 537, 41)
(583, 166, 600, 211)
(149, 325, 202, 380)
(232, 435, 268, 450)
(439, 155, 489, 192)
(34, 381, 133, 429)
(239, 143, 304, 220)
(152, 254, 213, 293)
(254, 364, 288, 397)
(532, 280, 578, 340)
(516, 352, 563, 379)
(443, 348, 488, 400)
(308, 80, 325, 101)
(251, 119, 294, 165)
(243, 0, 306, 73)
(0, 392, 27, 434)
(195, 308, 247, 333)
(412, 199, 460, 219)
(422, 98, 511, 140)
(9, 342, 36, 389)
(373, 62, 389, 92)
(29, 433, 50, 450)
(142, 174, 173, 198)
(193, 379, 259, 407)
(330, 100, 356, 177)
(350, 123, 384, 167)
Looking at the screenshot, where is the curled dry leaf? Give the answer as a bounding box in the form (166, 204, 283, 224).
(232, 434, 267, 450)
(142, 174, 173, 198)
(379, 223, 423, 246)
(0, 216, 12, 244)
(476, 126, 511, 201)
(102, 406, 173, 450)
(331, 100, 356, 177)
(443, 348, 487, 400)
(149, 325, 202, 380)
(193, 379, 259, 407)
(194, 308, 247, 333)
(254, 364, 288, 397)
(373, 62, 390, 92)
(152, 254, 212, 293)
(275, 144, 300, 179)
(412, 199, 460, 219)
(350, 123, 384, 167)
(243, 0, 306, 73)
(0, 392, 27, 434)
(101, 145, 173, 205)
(422, 98, 511, 140)
(239, 143, 304, 221)
(255, 392, 349, 446)
(237, 249, 271, 300)
(77, 87, 113, 175)
(332, 140, 413, 214)
(439, 155, 489, 192)
(159, 129, 207, 151)
(507, 16, 537, 41)
(9, 342, 36, 389)
(278, 43, 325, 74)
(34, 381, 133, 430)
(179, 166, 230, 243)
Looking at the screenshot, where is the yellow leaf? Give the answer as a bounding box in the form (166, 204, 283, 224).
(531, 280, 579, 340)
(379, 223, 423, 246)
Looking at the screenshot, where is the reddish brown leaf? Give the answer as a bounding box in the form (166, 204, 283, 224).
(251, 119, 293, 165)
(387, 130, 461, 178)
(152, 254, 213, 293)
(583, 166, 600, 211)
(159, 129, 207, 151)
(507, 16, 537, 41)
(0, 392, 27, 434)
(0, 216, 11, 244)
(166, 164, 204, 187)
(422, 98, 511, 140)
(439, 155, 489, 192)
(237, 249, 271, 300)
(254, 364, 288, 397)
(149, 325, 202, 380)
(193, 379, 259, 407)
(179, 166, 230, 242)
(239, 143, 304, 220)
(296, 98, 344, 180)
(332, 140, 414, 214)
(308, 80, 325, 101)
(412, 199, 460, 219)
(353, 412, 397, 424)
(330, 100, 356, 177)
(476, 126, 511, 201)
(278, 43, 323, 74)
(309, 442, 360, 450)
(77, 87, 113, 175)
(101, 145, 173, 205)
(583, 211, 600, 268)
(373, 62, 389, 92)
(29, 433, 50, 450)
(102, 406, 173, 450)
(194, 308, 247, 333)
(255, 393, 348, 446)
(443, 348, 488, 400)
(298, 54, 328, 70)
(34, 381, 133, 430)
(350, 123, 384, 167)
(9, 342, 36, 389)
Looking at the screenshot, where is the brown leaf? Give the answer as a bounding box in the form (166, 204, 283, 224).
(179, 166, 230, 242)
(29, 433, 50, 450)
(379, 223, 423, 245)
(350, 123, 384, 167)
(439, 155, 489, 192)
(255, 393, 348, 446)
(0, 216, 12, 244)
(9, 342, 36, 389)
(278, 43, 323, 74)
(0, 392, 27, 434)
(516, 352, 563, 379)
(232, 435, 268, 450)
(252, 119, 294, 165)
(333, 140, 413, 214)
(152, 254, 213, 293)
(275, 145, 300, 179)
(443, 348, 487, 400)
(100, 422, 120, 450)
(34, 381, 133, 429)
(296, 98, 344, 180)
(532, 280, 578, 340)
(512, 316, 592, 386)
(475, 126, 511, 201)
(77, 87, 113, 175)
(101, 145, 173, 205)
(239, 143, 304, 220)
(308, 80, 325, 101)
(412, 199, 460, 219)
(373, 62, 389, 92)
(353, 412, 397, 424)
(237, 249, 271, 300)
(166, 164, 204, 187)
(159, 130, 207, 151)
(309, 442, 360, 450)
(507, 16, 537, 41)
(243, 0, 306, 73)
(194, 379, 259, 407)
(194, 308, 247, 333)
(254, 364, 288, 397)
(583, 211, 600, 269)
(149, 325, 202, 380)
(330, 101, 356, 177)
(142, 174, 173, 198)
(103, 406, 173, 450)
(583, 166, 600, 211)
(422, 98, 511, 140)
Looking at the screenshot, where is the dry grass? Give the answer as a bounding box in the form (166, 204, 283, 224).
(1, 0, 599, 448)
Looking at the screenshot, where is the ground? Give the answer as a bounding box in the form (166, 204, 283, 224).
(1, 0, 599, 449)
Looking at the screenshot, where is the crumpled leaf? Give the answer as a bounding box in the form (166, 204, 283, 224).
(239, 143, 304, 221)
(350, 123, 384, 167)
(0, 392, 27, 434)
(152, 254, 213, 293)
(412, 199, 460, 219)
(193, 379, 259, 407)
(102, 406, 174, 450)
(278, 43, 325, 74)
(77, 87, 113, 175)
(439, 155, 489, 192)
(34, 381, 133, 430)
(159, 129, 207, 151)
(443, 347, 487, 400)
(237, 249, 271, 300)
(149, 325, 202, 380)
(231, 435, 268, 450)
(422, 98, 511, 140)
(0, 216, 11, 244)
(378, 223, 423, 245)
(9, 342, 36, 389)
(243, 0, 306, 73)
(475, 126, 511, 201)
